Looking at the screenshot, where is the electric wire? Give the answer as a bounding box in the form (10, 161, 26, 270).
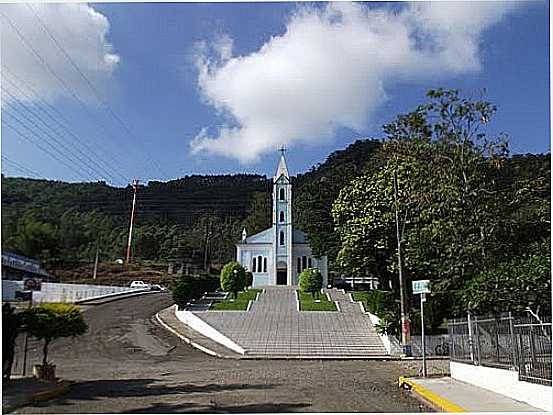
(26, 3, 169, 179)
(2, 118, 85, 181)
(0, 11, 153, 182)
(2, 87, 117, 183)
(1, 155, 42, 177)
(1, 68, 129, 184)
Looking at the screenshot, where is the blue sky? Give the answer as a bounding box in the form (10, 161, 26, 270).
(0, 1, 549, 186)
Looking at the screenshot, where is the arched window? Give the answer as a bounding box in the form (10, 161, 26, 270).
(279, 211, 285, 223)
(308, 257, 312, 268)
(257, 255, 262, 272)
(279, 231, 285, 246)
(263, 257, 267, 272)
(302, 256, 307, 270)
(252, 257, 256, 272)
(297, 257, 302, 272)
(279, 188, 285, 201)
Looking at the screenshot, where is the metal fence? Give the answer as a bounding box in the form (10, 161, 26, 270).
(448, 313, 551, 386)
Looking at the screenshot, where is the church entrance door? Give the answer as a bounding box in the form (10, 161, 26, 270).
(276, 268, 287, 285)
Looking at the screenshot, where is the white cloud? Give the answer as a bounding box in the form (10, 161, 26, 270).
(191, 1, 520, 163)
(0, 3, 119, 105)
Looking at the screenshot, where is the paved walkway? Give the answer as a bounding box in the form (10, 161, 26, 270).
(193, 286, 388, 358)
(400, 376, 542, 412)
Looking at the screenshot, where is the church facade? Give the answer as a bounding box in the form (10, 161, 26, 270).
(236, 153, 328, 287)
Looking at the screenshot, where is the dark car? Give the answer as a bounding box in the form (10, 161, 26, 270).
(333, 278, 351, 290)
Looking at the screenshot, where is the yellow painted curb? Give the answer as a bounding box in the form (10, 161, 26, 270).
(398, 376, 466, 413)
(32, 381, 71, 402)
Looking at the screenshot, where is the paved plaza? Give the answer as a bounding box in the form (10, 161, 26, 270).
(192, 287, 388, 358)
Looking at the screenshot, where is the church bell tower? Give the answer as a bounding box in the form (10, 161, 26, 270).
(273, 148, 293, 285)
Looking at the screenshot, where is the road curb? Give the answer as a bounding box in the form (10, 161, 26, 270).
(155, 311, 237, 359)
(398, 376, 466, 412)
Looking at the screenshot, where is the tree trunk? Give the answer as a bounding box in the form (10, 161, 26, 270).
(42, 339, 50, 368)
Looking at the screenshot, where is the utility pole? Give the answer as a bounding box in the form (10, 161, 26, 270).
(125, 179, 139, 265)
(92, 240, 99, 280)
(393, 170, 411, 356)
(203, 217, 211, 272)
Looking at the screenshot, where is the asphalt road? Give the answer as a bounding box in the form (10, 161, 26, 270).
(13, 294, 430, 413)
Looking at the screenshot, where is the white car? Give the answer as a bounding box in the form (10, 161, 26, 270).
(150, 284, 168, 291)
(130, 280, 150, 290)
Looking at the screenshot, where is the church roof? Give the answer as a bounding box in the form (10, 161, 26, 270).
(237, 227, 310, 245)
(274, 154, 289, 180)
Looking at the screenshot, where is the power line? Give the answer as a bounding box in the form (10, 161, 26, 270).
(0, 11, 155, 182)
(26, 4, 169, 180)
(1, 155, 42, 177)
(1, 68, 129, 184)
(2, 118, 85, 181)
(2, 87, 118, 183)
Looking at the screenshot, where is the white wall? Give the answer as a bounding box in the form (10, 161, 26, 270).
(2, 280, 136, 303)
(450, 361, 552, 411)
(175, 306, 245, 354)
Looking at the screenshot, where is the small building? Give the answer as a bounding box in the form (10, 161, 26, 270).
(236, 152, 328, 287)
(1, 251, 50, 281)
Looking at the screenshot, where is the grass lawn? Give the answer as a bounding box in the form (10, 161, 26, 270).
(210, 289, 261, 311)
(351, 291, 371, 310)
(298, 290, 337, 311)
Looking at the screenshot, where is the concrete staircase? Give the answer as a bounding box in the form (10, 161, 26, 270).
(233, 288, 388, 358)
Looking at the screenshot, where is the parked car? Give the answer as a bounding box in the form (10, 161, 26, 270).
(130, 280, 150, 289)
(150, 284, 167, 291)
(333, 278, 352, 290)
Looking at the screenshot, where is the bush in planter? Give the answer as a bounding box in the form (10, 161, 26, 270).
(22, 303, 87, 381)
(220, 262, 246, 299)
(3, 303, 22, 380)
(299, 268, 323, 299)
(172, 277, 193, 310)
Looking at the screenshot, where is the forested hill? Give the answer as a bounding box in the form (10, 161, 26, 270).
(1, 138, 550, 272)
(2, 174, 271, 226)
(0, 139, 385, 269)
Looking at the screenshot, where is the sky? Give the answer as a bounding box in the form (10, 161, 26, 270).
(0, 1, 550, 186)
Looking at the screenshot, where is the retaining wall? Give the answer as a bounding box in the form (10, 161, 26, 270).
(450, 360, 552, 411)
(2, 280, 137, 303)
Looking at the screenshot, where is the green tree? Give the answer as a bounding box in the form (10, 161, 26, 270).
(220, 262, 246, 299)
(299, 268, 323, 299)
(14, 220, 59, 260)
(460, 241, 551, 316)
(23, 303, 87, 370)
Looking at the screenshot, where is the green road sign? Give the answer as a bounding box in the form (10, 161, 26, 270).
(412, 279, 430, 294)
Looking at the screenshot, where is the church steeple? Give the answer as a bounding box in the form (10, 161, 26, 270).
(274, 146, 289, 179)
(272, 146, 292, 285)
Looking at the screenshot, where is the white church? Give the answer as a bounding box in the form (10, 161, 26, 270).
(236, 152, 328, 287)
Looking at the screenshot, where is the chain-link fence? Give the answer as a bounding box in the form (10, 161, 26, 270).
(448, 313, 551, 386)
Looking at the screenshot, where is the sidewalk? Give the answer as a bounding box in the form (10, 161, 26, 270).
(399, 376, 542, 412)
(2, 377, 71, 413)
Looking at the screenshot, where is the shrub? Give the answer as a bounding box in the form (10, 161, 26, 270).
(23, 303, 87, 368)
(245, 271, 254, 289)
(172, 277, 193, 310)
(220, 262, 246, 299)
(299, 268, 323, 299)
(364, 290, 395, 316)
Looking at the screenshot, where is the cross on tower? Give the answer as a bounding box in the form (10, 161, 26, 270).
(279, 145, 287, 156)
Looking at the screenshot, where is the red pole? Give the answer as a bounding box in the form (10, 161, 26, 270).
(125, 179, 139, 265)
